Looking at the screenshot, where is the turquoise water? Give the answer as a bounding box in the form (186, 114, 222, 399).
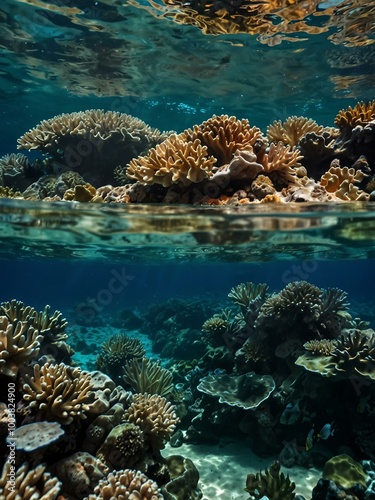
(0, 1, 375, 499)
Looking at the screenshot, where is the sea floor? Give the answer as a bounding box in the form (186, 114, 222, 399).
(164, 440, 322, 499)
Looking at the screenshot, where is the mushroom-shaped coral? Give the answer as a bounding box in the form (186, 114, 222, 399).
(197, 372, 275, 409)
(124, 393, 179, 451)
(0, 315, 42, 377)
(245, 460, 295, 500)
(0, 461, 61, 499)
(126, 134, 216, 187)
(123, 357, 174, 396)
(84, 469, 163, 500)
(96, 422, 145, 470)
(183, 114, 266, 166)
(20, 362, 95, 424)
(267, 116, 324, 148)
(17, 110, 171, 186)
(8, 421, 65, 452)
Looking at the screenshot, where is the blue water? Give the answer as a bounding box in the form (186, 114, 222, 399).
(0, 0, 375, 498)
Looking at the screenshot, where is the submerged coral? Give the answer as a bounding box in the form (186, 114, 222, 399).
(245, 461, 295, 500)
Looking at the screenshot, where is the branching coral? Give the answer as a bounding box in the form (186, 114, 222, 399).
(0, 316, 42, 377)
(245, 460, 295, 500)
(20, 363, 95, 424)
(0, 462, 61, 499)
(228, 282, 269, 314)
(96, 333, 146, 381)
(123, 393, 179, 451)
(261, 142, 304, 180)
(296, 328, 375, 380)
(123, 357, 174, 396)
(183, 114, 266, 166)
(96, 422, 145, 469)
(334, 100, 375, 131)
(126, 134, 216, 187)
(84, 469, 163, 500)
(267, 117, 324, 148)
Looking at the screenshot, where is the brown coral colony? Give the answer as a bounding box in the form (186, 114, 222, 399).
(0, 101, 372, 205)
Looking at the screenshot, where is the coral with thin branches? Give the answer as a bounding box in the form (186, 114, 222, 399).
(267, 117, 324, 148)
(0, 316, 42, 377)
(20, 363, 95, 424)
(124, 393, 179, 451)
(0, 462, 61, 499)
(334, 100, 375, 131)
(123, 357, 174, 396)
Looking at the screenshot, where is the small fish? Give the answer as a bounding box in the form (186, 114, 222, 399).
(305, 428, 315, 451)
(280, 401, 301, 425)
(317, 423, 334, 440)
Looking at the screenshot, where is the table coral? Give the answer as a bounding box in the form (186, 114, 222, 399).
(20, 362, 95, 424)
(124, 393, 179, 452)
(83, 469, 163, 500)
(0, 315, 42, 377)
(197, 371, 275, 409)
(0, 461, 61, 499)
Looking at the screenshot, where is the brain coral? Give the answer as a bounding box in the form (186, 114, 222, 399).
(20, 362, 95, 424)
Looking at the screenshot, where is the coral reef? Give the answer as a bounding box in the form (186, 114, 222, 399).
(96, 422, 145, 470)
(123, 357, 174, 396)
(245, 461, 296, 499)
(123, 393, 179, 452)
(96, 333, 146, 382)
(0, 461, 61, 499)
(17, 110, 171, 186)
(19, 362, 95, 424)
(84, 469, 163, 500)
(197, 372, 275, 409)
(0, 315, 42, 377)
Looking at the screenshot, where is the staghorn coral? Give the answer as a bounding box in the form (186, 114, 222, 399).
(84, 469, 163, 500)
(183, 114, 266, 166)
(334, 100, 375, 131)
(126, 134, 216, 187)
(303, 339, 338, 356)
(267, 117, 324, 148)
(0, 315, 42, 377)
(245, 460, 295, 500)
(124, 393, 179, 451)
(197, 372, 275, 409)
(20, 362, 95, 424)
(0, 461, 61, 499)
(331, 328, 375, 378)
(228, 282, 269, 313)
(256, 281, 322, 334)
(96, 333, 146, 382)
(123, 357, 174, 396)
(320, 161, 369, 201)
(96, 422, 145, 470)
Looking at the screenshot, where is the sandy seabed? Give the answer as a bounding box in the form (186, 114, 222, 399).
(164, 440, 322, 499)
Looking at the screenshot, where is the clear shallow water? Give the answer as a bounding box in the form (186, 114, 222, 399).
(0, 1, 375, 499)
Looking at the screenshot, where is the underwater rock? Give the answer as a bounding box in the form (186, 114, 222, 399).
(162, 455, 202, 500)
(323, 454, 367, 490)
